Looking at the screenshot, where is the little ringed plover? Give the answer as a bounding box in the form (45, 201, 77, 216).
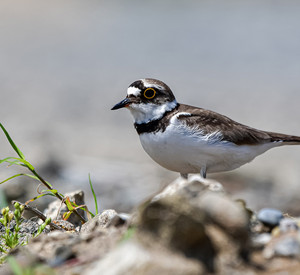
(112, 78, 300, 179)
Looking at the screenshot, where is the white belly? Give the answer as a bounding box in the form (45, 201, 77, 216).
(139, 123, 277, 174)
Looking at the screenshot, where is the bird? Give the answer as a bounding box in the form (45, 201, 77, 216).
(111, 78, 300, 179)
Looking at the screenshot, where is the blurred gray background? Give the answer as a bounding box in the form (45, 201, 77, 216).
(1, 0, 300, 214)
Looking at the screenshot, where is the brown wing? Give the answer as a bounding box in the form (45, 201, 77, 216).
(176, 104, 300, 145)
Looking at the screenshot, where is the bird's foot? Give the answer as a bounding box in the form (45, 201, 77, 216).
(152, 174, 224, 202)
(189, 174, 224, 192)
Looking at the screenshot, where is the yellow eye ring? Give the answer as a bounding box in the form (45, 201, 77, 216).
(143, 88, 156, 99)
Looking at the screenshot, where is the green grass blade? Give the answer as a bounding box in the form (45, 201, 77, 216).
(0, 174, 25, 185)
(0, 173, 46, 187)
(0, 157, 29, 168)
(63, 211, 72, 221)
(89, 173, 99, 215)
(0, 157, 21, 165)
(0, 123, 25, 160)
(65, 197, 75, 211)
(0, 157, 35, 171)
(6, 256, 24, 275)
(26, 192, 56, 203)
(18, 159, 35, 171)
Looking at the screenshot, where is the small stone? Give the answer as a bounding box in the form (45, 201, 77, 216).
(81, 209, 118, 233)
(257, 208, 283, 228)
(279, 218, 299, 233)
(118, 213, 131, 221)
(107, 213, 130, 227)
(52, 220, 76, 232)
(97, 209, 118, 227)
(274, 236, 300, 257)
(252, 233, 272, 248)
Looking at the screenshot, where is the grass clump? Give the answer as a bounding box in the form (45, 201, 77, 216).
(0, 123, 87, 224)
(0, 122, 100, 263)
(0, 202, 51, 259)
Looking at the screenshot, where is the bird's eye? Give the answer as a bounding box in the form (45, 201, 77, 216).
(143, 88, 156, 99)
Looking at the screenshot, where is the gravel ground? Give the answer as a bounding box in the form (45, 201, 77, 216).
(0, 0, 300, 213)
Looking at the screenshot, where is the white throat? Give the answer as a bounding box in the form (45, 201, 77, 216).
(129, 100, 177, 124)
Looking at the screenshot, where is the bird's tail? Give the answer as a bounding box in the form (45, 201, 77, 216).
(267, 132, 300, 145)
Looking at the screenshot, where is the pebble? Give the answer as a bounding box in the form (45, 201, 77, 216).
(274, 236, 300, 257)
(252, 233, 272, 248)
(257, 208, 283, 228)
(81, 209, 118, 233)
(279, 218, 299, 233)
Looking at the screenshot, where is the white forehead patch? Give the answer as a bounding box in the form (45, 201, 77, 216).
(142, 79, 164, 90)
(127, 86, 141, 97)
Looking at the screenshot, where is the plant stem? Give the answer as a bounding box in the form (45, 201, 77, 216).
(30, 169, 87, 223)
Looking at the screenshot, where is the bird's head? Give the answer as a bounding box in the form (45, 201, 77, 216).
(111, 78, 178, 124)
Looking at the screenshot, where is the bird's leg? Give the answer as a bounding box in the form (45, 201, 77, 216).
(180, 173, 188, 179)
(200, 167, 207, 179)
(193, 166, 223, 191)
(196, 167, 212, 185)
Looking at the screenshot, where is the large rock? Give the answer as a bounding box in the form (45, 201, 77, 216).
(137, 175, 249, 273)
(139, 192, 216, 271)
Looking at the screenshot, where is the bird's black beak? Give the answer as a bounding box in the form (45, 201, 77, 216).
(111, 97, 131, 110)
